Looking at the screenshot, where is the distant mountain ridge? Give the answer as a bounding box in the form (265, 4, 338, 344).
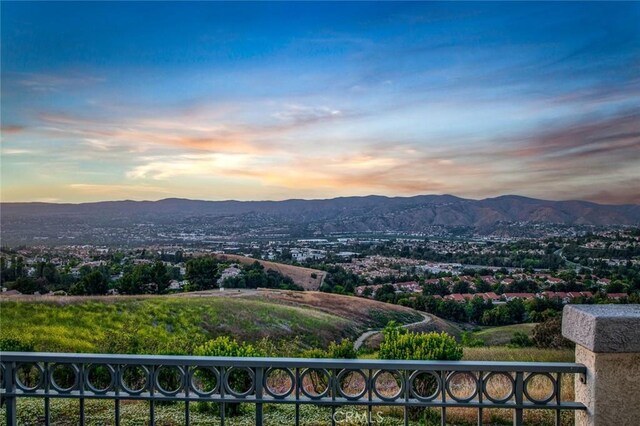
(3, 194, 639, 227)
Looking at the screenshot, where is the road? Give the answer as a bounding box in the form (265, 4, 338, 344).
(353, 312, 432, 350)
(554, 246, 587, 272)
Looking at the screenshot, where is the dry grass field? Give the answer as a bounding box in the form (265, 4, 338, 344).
(250, 290, 422, 328)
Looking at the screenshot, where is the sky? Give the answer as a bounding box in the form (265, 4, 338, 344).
(1, 1, 639, 204)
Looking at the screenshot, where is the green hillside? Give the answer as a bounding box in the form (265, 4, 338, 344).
(0, 293, 420, 354)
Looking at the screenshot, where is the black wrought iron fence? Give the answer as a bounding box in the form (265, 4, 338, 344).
(0, 352, 586, 425)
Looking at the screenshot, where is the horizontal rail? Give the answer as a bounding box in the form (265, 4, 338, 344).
(1, 352, 587, 426)
(0, 352, 587, 373)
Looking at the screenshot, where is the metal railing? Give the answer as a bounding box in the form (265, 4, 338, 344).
(0, 352, 586, 425)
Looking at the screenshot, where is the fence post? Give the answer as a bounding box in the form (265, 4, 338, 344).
(562, 304, 640, 426)
(255, 367, 263, 426)
(5, 362, 17, 426)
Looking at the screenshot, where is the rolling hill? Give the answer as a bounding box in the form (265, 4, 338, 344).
(2, 194, 638, 245)
(0, 290, 424, 353)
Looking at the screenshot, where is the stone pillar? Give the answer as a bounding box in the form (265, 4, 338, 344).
(562, 304, 640, 426)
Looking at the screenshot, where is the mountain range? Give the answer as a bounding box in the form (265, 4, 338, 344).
(2, 194, 639, 245)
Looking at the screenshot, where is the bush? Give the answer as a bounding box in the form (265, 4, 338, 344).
(509, 331, 533, 348)
(194, 336, 265, 358)
(532, 317, 573, 349)
(299, 339, 356, 359)
(378, 322, 462, 361)
(460, 331, 484, 347)
(327, 339, 356, 359)
(194, 337, 265, 416)
(0, 337, 35, 352)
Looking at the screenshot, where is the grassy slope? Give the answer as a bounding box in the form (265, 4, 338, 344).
(0, 291, 422, 353)
(473, 323, 538, 346)
(251, 290, 422, 328)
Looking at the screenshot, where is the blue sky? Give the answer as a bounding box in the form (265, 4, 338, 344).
(1, 1, 639, 203)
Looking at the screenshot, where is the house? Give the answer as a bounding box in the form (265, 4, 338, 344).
(480, 276, 498, 285)
(502, 292, 535, 301)
(355, 285, 382, 297)
(217, 265, 242, 285)
(394, 281, 421, 293)
(481, 292, 501, 301)
(606, 293, 627, 300)
(444, 294, 466, 303)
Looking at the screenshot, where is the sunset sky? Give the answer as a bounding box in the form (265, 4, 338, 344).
(1, 1, 639, 204)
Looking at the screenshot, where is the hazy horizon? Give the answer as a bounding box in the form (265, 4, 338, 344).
(2, 2, 639, 204)
(2, 192, 639, 207)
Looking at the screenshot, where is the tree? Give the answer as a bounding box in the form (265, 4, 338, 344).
(374, 284, 397, 303)
(7, 277, 44, 294)
(72, 270, 108, 295)
(185, 258, 220, 290)
(452, 280, 471, 294)
(466, 297, 492, 324)
(151, 261, 171, 294)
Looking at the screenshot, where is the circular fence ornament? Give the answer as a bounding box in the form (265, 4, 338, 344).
(50, 363, 80, 393)
(300, 368, 331, 399)
(372, 369, 404, 401)
(264, 367, 295, 398)
(189, 366, 219, 397)
(524, 372, 556, 404)
(86, 364, 116, 394)
(409, 371, 440, 401)
(446, 371, 479, 403)
(224, 366, 255, 398)
(15, 363, 44, 392)
(120, 365, 150, 395)
(482, 372, 515, 403)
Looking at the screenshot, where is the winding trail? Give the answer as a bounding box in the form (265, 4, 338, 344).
(354, 312, 432, 350)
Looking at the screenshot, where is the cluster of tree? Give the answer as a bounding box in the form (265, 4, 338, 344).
(186, 257, 302, 292)
(220, 262, 303, 291)
(403, 294, 528, 326)
(116, 261, 178, 294)
(1, 255, 112, 295)
(391, 291, 561, 326)
(316, 264, 364, 294)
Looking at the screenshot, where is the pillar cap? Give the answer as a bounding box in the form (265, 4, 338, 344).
(562, 304, 640, 353)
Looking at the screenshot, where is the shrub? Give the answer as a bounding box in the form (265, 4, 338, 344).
(378, 322, 462, 361)
(509, 331, 533, 348)
(194, 336, 265, 358)
(194, 336, 265, 416)
(327, 339, 356, 359)
(299, 339, 356, 359)
(460, 331, 484, 347)
(379, 322, 461, 423)
(532, 317, 573, 349)
(0, 337, 35, 352)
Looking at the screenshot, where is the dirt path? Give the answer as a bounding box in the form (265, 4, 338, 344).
(353, 312, 432, 350)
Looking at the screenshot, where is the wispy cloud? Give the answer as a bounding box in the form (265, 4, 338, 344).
(11, 72, 105, 92)
(1, 125, 25, 134)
